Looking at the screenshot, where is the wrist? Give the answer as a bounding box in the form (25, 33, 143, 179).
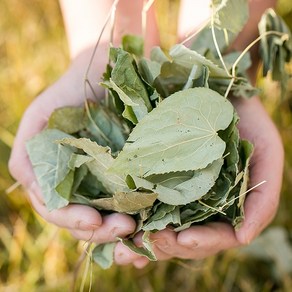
(65, 43, 109, 102)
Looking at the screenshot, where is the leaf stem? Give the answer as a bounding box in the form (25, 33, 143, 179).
(224, 30, 289, 98)
(198, 200, 226, 216)
(84, 0, 119, 84)
(79, 243, 93, 292)
(210, 3, 230, 76)
(82, 0, 119, 144)
(180, 0, 231, 47)
(220, 180, 267, 210)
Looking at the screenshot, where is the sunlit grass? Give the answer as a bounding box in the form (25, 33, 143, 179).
(0, 0, 292, 291)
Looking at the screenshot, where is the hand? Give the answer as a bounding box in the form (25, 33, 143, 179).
(113, 96, 284, 268)
(8, 49, 136, 245)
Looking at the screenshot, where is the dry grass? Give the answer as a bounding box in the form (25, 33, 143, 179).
(0, 1, 292, 291)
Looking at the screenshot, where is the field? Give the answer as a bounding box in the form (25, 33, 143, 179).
(1, 1, 292, 291)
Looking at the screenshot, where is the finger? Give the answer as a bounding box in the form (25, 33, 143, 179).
(133, 257, 150, 269)
(9, 105, 48, 188)
(236, 116, 283, 244)
(69, 213, 136, 244)
(133, 231, 173, 261)
(232, 97, 284, 244)
(176, 222, 240, 259)
(236, 168, 282, 244)
(28, 182, 102, 231)
(132, 257, 150, 269)
(150, 229, 180, 259)
(9, 82, 87, 188)
(114, 242, 146, 266)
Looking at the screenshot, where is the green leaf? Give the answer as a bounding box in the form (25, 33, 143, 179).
(26, 129, 74, 211)
(209, 76, 259, 99)
(219, 113, 240, 176)
(153, 61, 194, 97)
(156, 158, 223, 203)
(111, 88, 234, 177)
(71, 164, 88, 195)
(68, 153, 94, 169)
(101, 79, 139, 124)
(150, 46, 169, 64)
(130, 158, 223, 205)
(144, 204, 176, 222)
(58, 137, 129, 194)
(153, 62, 209, 98)
(138, 58, 161, 86)
(142, 206, 181, 231)
(84, 102, 129, 153)
(177, 201, 216, 230)
(183, 65, 210, 89)
(258, 8, 292, 97)
(223, 51, 252, 74)
(212, 0, 249, 34)
(107, 48, 152, 123)
(259, 9, 292, 77)
(47, 106, 87, 134)
(55, 169, 75, 201)
(122, 34, 144, 57)
(118, 235, 157, 261)
(170, 44, 230, 78)
(232, 139, 253, 229)
(129, 175, 182, 204)
(92, 242, 116, 269)
(191, 26, 236, 56)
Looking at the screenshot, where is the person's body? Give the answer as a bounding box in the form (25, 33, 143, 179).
(9, 0, 283, 268)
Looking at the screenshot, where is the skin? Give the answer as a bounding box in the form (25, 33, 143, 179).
(9, 0, 283, 268)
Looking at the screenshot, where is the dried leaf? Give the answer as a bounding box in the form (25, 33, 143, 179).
(89, 191, 157, 214)
(170, 44, 230, 78)
(212, 0, 249, 34)
(122, 34, 144, 57)
(130, 158, 223, 205)
(106, 48, 153, 123)
(111, 88, 233, 177)
(58, 137, 129, 194)
(142, 206, 181, 231)
(26, 129, 74, 210)
(118, 238, 157, 261)
(92, 243, 116, 269)
(47, 106, 87, 134)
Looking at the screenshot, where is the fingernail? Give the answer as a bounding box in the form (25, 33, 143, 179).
(189, 241, 199, 249)
(155, 238, 169, 249)
(111, 225, 133, 237)
(236, 219, 261, 245)
(77, 220, 101, 231)
(179, 239, 199, 248)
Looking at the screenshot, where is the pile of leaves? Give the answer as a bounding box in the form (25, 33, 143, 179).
(26, 1, 292, 268)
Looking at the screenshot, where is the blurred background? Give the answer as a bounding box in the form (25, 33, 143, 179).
(0, 0, 292, 291)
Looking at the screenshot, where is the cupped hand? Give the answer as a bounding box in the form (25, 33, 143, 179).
(114, 96, 284, 268)
(9, 48, 136, 244)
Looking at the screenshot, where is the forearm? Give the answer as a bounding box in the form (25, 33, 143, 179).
(59, 0, 159, 60)
(59, 0, 159, 97)
(59, 0, 114, 60)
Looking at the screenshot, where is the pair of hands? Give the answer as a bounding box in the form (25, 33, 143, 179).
(9, 55, 284, 269)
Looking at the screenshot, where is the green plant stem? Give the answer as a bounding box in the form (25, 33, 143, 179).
(224, 30, 289, 98)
